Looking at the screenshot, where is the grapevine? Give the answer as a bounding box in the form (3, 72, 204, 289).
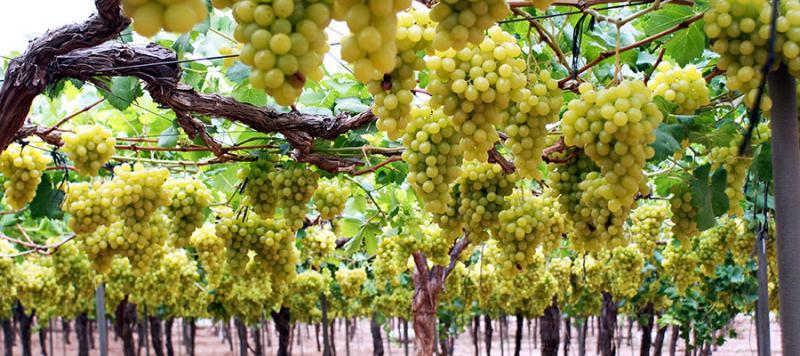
(0, 142, 51, 210)
(164, 177, 213, 248)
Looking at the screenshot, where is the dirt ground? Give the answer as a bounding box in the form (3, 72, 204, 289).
(9, 314, 781, 355)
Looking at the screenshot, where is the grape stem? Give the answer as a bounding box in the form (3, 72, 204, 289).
(42, 98, 106, 135)
(509, 8, 572, 73)
(0, 232, 77, 258)
(643, 47, 667, 85)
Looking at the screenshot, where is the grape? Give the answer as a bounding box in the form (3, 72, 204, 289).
(82, 213, 170, 275)
(0, 142, 51, 210)
(669, 183, 699, 243)
(133, 249, 202, 314)
(63, 181, 114, 235)
(692, 217, 741, 276)
(62, 125, 116, 177)
(232, 0, 334, 105)
(288, 270, 328, 323)
(239, 158, 279, 219)
(415, 223, 456, 267)
(430, 0, 509, 51)
(548, 256, 573, 302)
(333, 0, 413, 83)
(496, 191, 566, 274)
(335, 267, 367, 299)
(730, 219, 755, 265)
(369, 7, 435, 138)
(121, 0, 208, 37)
(504, 70, 563, 179)
(212, 0, 233, 9)
(219, 44, 242, 68)
(101, 258, 136, 310)
(402, 105, 463, 214)
(271, 164, 319, 231)
(164, 177, 213, 248)
(708, 123, 770, 216)
(373, 234, 411, 287)
(13, 259, 59, 313)
(373, 283, 412, 320)
(214, 259, 274, 324)
(302, 226, 337, 268)
(604, 245, 645, 299)
(103, 163, 170, 224)
(427, 26, 527, 161)
(457, 161, 516, 242)
(0, 240, 17, 317)
(191, 224, 225, 288)
(661, 240, 700, 295)
(628, 202, 670, 256)
(313, 179, 351, 220)
(647, 62, 710, 114)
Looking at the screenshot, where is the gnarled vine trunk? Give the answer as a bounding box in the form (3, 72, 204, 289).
(653, 324, 668, 356)
(164, 318, 174, 356)
(75, 313, 90, 356)
(14, 303, 33, 356)
(149, 317, 164, 356)
(539, 298, 560, 356)
(514, 314, 523, 356)
(2, 319, 13, 356)
(370, 314, 384, 356)
(272, 307, 291, 356)
(639, 303, 655, 356)
(113, 299, 136, 356)
(599, 293, 617, 356)
(234, 318, 248, 356)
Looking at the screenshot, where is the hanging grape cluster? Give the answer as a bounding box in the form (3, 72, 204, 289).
(457, 161, 516, 242)
(239, 158, 279, 219)
(83, 213, 170, 275)
(427, 26, 527, 161)
(604, 245, 645, 299)
(669, 183, 699, 243)
(628, 202, 669, 255)
(62, 125, 116, 177)
(402, 105, 463, 214)
(191, 224, 225, 288)
(302, 226, 337, 268)
(430, 0, 509, 51)
(313, 179, 351, 220)
(661, 241, 700, 295)
(121, 0, 208, 37)
(708, 123, 770, 216)
(103, 163, 170, 223)
(164, 177, 213, 248)
(272, 164, 319, 230)
(0, 142, 51, 210)
(63, 181, 114, 235)
(496, 191, 566, 274)
(231, 0, 333, 105)
(335, 267, 367, 298)
(647, 62, 710, 114)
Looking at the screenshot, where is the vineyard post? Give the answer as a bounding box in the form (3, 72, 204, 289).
(767, 65, 800, 352)
(95, 283, 108, 356)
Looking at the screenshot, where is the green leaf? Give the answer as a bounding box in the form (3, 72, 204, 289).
(691, 164, 715, 231)
(158, 125, 180, 148)
(710, 168, 729, 217)
(29, 175, 64, 219)
(338, 217, 363, 238)
(171, 34, 195, 55)
(642, 5, 693, 36)
(334, 97, 369, 114)
(654, 175, 682, 196)
(102, 77, 142, 111)
(653, 96, 679, 117)
(364, 232, 378, 255)
(226, 62, 251, 85)
(231, 84, 268, 106)
(752, 143, 772, 181)
(664, 21, 705, 66)
(650, 123, 683, 163)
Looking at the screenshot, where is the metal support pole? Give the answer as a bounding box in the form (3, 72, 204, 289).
(756, 229, 771, 356)
(96, 283, 108, 356)
(767, 66, 800, 353)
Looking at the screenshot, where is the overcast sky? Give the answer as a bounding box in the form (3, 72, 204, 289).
(1, 1, 95, 54)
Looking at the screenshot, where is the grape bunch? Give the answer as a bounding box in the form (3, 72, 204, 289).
(496, 191, 566, 274)
(708, 124, 770, 216)
(288, 270, 328, 323)
(219, 44, 242, 68)
(646, 62, 710, 114)
(13, 260, 58, 313)
(731, 219, 755, 265)
(83, 213, 170, 275)
(693, 217, 740, 276)
(430, 0, 509, 51)
(415, 223, 455, 266)
(373, 234, 411, 286)
(63, 181, 114, 235)
(271, 164, 319, 231)
(661, 241, 700, 295)
(368, 7, 435, 139)
(103, 163, 170, 223)
(0, 240, 16, 317)
(239, 158, 279, 219)
(0, 142, 51, 210)
(164, 177, 213, 248)
(457, 161, 516, 242)
(505, 70, 563, 179)
(427, 26, 527, 161)
(669, 183, 699, 243)
(62, 125, 116, 177)
(121, 0, 208, 37)
(191, 224, 225, 288)
(216, 209, 267, 273)
(231, 0, 334, 105)
(605, 245, 645, 299)
(335, 267, 367, 298)
(628, 202, 670, 255)
(402, 105, 463, 214)
(313, 179, 351, 220)
(703, 0, 800, 109)
(333, 0, 413, 83)
(302, 226, 337, 268)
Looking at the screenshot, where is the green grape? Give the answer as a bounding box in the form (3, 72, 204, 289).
(669, 183, 699, 243)
(505, 70, 563, 179)
(468, 245, 500, 309)
(63, 181, 114, 235)
(133, 249, 203, 316)
(121, 0, 207, 37)
(44, 237, 96, 319)
(335, 267, 367, 299)
(239, 158, 279, 219)
(604, 244, 645, 299)
(164, 177, 213, 248)
(440, 261, 466, 303)
(457, 161, 516, 242)
(212, 0, 233, 9)
(288, 270, 328, 323)
(548, 256, 572, 302)
(214, 260, 274, 324)
(661, 241, 700, 295)
(414, 223, 455, 267)
(0, 142, 51, 210)
(101, 258, 136, 310)
(369, 7, 435, 138)
(232, 0, 333, 105)
(647, 62, 710, 114)
(693, 217, 741, 276)
(402, 105, 463, 214)
(373, 283, 412, 320)
(0, 240, 16, 318)
(333, 0, 413, 83)
(302, 226, 337, 268)
(627, 202, 670, 256)
(271, 164, 319, 231)
(313, 179, 351, 220)
(373, 234, 411, 287)
(496, 190, 566, 274)
(570, 253, 608, 296)
(103, 163, 170, 223)
(427, 26, 527, 161)
(82, 213, 170, 275)
(13, 259, 58, 313)
(731, 220, 755, 265)
(708, 124, 770, 216)
(62, 125, 116, 176)
(191, 224, 225, 288)
(430, 0, 509, 51)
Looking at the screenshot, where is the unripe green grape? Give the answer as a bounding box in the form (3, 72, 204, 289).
(692, 216, 742, 276)
(191, 224, 225, 288)
(661, 240, 700, 295)
(62, 125, 116, 176)
(457, 161, 516, 242)
(288, 270, 329, 323)
(269, 164, 319, 231)
(496, 191, 566, 274)
(335, 267, 367, 299)
(164, 177, 213, 248)
(13, 260, 59, 313)
(239, 158, 279, 219)
(302, 226, 337, 268)
(647, 62, 710, 114)
(82, 213, 170, 276)
(669, 183, 699, 243)
(430, 0, 509, 51)
(0, 240, 17, 318)
(122, 0, 207, 37)
(0, 141, 51, 210)
(708, 124, 770, 216)
(627, 202, 669, 256)
(313, 179, 351, 220)
(103, 163, 170, 224)
(604, 244, 645, 299)
(63, 181, 114, 235)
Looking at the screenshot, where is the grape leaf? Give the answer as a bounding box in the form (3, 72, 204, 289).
(29, 175, 64, 219)
(710, 168, 729, 216)
(664, 21, 705, 66)
(650, 124, 682, 163)
(231, 84, 267, 106)
(752, 143, 772, 181)
(226, 62, 251, 85)
(642, 5, 693, 36)
(158, 125, 179, 148)
(100, 77, 142, 111)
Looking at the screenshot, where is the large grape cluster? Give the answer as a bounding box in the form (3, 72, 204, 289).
(83, 213, 170, 275)
(231, 0, 334, 105)
(133, 249, 200, 312)
(313, 179, 351, 220)
(628, 202, 669, 255)
(302, 226, 337, 267)
(669, 183, 699, 243)
(414, 223, 455, 266)
(708, 124, 770, 216)
(731, 219, 755, 265)
(335, 267, 367, 298)
(0, 142, 51, 210)
(427, 26, 527, 161)
(121, 0, 208, 37)
(373, 234, 410, 286)
(103, 163, 170, 223)
(496, 191, 566, 274)
(272, 165, 319, 230)
(402, 106, 463, 214)
(0, 240, 16, 318)
(288, 270, 328, 323)
(703, 0, 800, 109)
(605, 245, 645, 299)
(369, 8, 435, 139)
(430, 0, 509, 51)
(333, 0, 413, 83)
(661, 241, 700, 295)
(191, 224, 225, 288)
(164, 177, 212, 248)
(102, 258, 136, 310)
(457, 161, 516, 242)
(63, 181, 114, 235)
(647, 62, 710, 114)
(504, 70, 563, 179)
(239, 158, 279, 218)
(13, 260, 58, 313)
(62, 125, 116, 177)
(693, 217, 739, 276)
